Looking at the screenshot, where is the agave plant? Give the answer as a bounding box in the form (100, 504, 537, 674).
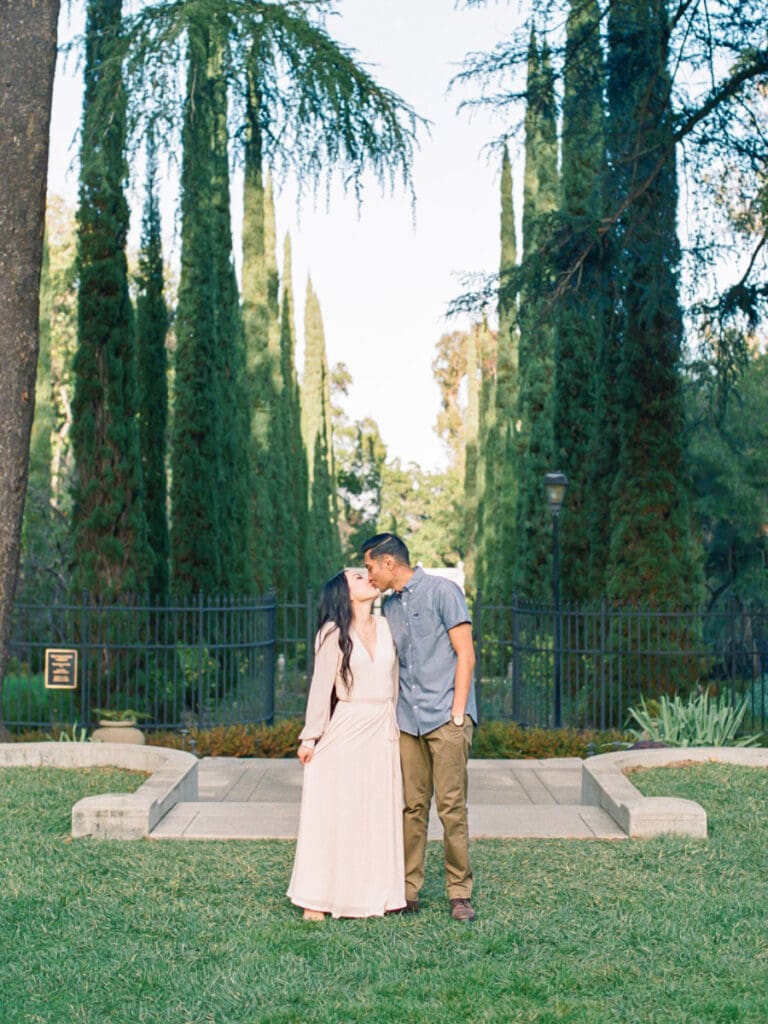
(50, 721, 90, 743)
(626, 691, 762, 748)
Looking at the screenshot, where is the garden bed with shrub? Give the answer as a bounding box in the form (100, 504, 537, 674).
(140, 719, 631, 759)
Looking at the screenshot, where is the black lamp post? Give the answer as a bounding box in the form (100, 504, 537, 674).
(545, 471, 569, 728)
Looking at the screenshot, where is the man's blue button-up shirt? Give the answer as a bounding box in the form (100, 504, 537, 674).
(382, 566, 477, 736)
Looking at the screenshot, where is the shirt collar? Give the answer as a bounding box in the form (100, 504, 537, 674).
(400, 566, 425, 594)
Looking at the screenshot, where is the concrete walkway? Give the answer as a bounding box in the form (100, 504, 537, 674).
(150, 757, 627, 841)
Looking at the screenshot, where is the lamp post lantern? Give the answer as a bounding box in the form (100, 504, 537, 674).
(544, 471, 569, 728)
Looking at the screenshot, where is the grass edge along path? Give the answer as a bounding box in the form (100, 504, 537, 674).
(1, 763, 767, 1023)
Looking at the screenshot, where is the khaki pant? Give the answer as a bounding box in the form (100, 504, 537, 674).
(399, 720, 473, 901)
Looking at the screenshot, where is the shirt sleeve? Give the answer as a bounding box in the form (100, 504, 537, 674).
(437, 580, 472, 632)
(298, 625, 341, 743)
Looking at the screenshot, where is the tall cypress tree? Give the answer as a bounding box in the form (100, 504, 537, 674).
(462, 320, 483, 592)
(171, 14, 221, 595)
(171, 13, 252, 595)
(553, 0, 609, 603)
(605, 0, 701, 608)
(71, 0, 149, 601)
(135, 131, 169, 600)
(242, 67, 276, 592)
(209, 22, 252, 595)
(476, 146, 519, 601)
(302, 278, 341, 587)
(270, 236, 309, 598)
(513, 30, 559, 600)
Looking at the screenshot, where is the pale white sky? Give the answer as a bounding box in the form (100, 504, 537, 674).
(48, 0, 526, 471)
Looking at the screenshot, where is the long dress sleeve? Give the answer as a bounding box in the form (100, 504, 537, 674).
(298, 624, 341, 743)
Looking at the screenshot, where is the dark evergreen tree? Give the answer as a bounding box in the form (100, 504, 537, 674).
(242, 71, 276, 592)
(553, 0, 610, 603)
(171, 13, 253, 596)
(170, 14, 223, 595)
(269, 236, 309, 598)
(71, 0, 149, 601)
(513, 30, 558, 600)
(302, 278, 341, 587)
(209, 24, 253, 595)
(135, 131, 169, 599)
(479, 146, 519, 601)
(605, 0, 701, 608)
(462, 322, 482, 592)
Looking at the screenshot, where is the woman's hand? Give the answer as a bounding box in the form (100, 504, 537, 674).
(298, 743, 315, 765)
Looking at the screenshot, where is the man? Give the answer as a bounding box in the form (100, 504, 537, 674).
(362, 532, 477, 922)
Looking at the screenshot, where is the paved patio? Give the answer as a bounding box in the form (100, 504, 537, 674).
(149, 756, 627, 841)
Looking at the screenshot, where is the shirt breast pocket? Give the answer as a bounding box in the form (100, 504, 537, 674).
(410, 608, 440, 639)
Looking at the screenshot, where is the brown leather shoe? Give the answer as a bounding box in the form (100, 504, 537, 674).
(450, 898, 476, 922)
(385, 898, 420, 915)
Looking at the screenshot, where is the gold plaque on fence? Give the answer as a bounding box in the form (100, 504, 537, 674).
(44, 649, 78, 690)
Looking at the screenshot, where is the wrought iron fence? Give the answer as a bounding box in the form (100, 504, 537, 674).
(475, 595, 768, 732)
(5, 592, 276, 732)
(4, 589, 767, 734)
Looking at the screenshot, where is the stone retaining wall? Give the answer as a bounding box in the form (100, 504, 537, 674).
(581, 746, 768, 838)
(0, 742, 198, 839)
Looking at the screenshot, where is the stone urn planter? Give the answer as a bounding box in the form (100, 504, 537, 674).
(91, 717, 145, 745)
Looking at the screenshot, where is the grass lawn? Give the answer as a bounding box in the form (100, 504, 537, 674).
(1, 763, 768, 1023)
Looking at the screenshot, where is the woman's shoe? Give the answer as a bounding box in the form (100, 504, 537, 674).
(302, 909, 326, 921)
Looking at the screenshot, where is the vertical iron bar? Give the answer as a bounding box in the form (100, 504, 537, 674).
(512, 593, 521, 722)
(474, 589, 483, 719)
(306, 587, 314, 688)
(553, 512, 562, 729)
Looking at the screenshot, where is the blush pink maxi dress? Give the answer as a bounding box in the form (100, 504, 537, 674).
(287, 618, 406, 918)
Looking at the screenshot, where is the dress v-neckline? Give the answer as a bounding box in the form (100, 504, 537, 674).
(353, 620, 378, 662)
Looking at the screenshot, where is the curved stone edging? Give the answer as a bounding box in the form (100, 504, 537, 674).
(0, 742, 198, 839)
(581, 745, 768, 838)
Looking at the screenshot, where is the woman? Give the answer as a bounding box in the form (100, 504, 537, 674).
(287, 570, 406, 920)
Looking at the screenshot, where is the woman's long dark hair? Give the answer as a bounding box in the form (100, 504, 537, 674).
(317, 571, 353, 691)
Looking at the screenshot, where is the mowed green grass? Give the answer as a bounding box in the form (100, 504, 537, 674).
(1, 763, 767, 1024)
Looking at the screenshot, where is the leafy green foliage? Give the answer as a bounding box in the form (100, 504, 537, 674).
(471, 720, 629, 759)
(688, 351, 768, 607)
(626, 690, 762, 747)
(332, 364, 386, 561)
(109, 0, 422, 199)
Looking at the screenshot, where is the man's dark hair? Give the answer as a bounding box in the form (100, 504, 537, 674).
(361, 532, 410, 565)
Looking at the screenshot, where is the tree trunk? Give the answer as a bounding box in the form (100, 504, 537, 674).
(0, 0, 61, 738)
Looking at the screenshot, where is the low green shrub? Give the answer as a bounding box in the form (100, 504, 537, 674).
(471, 720, 630, 759)
(143, 718, 629, 759)
(1, 672, 77, 726)
(147, 719, 303, 758)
